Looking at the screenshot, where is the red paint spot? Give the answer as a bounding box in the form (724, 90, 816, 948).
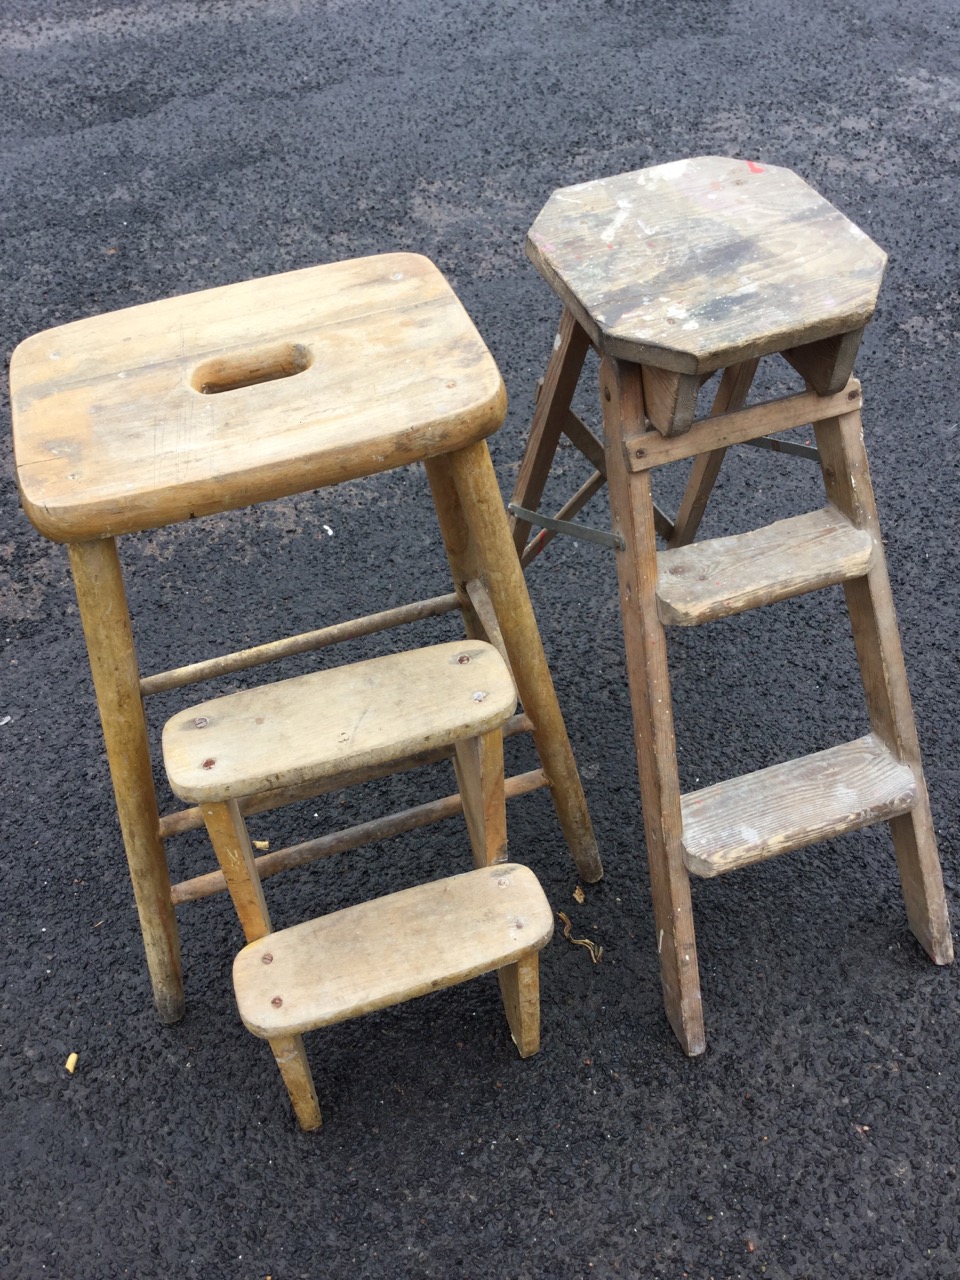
(747, 161, 764, 174)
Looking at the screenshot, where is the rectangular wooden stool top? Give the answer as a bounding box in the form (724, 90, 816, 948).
(11, 253, 506, 541)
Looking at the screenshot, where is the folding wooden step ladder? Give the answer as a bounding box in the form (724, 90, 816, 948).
(510, 157, 953, 1055)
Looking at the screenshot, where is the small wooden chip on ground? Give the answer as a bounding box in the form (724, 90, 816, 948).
(572, 884, 585, 904)
(557, 911, 603, 963)
(65, 1052, 78, 1074)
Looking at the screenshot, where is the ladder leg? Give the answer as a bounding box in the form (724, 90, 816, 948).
(509, 308, 591, 559)
(453, 729, 508, 867)
(600, 357, 706, 1055)
(668, 359, 760, 548)
(268, 1033, 322, 1131)
(425, 446, 603, 884)
(815, 409, 953, 964)
(498, 953, 541, 1058)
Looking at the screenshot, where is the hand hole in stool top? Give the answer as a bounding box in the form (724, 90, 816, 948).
(191, 342, 313, 395)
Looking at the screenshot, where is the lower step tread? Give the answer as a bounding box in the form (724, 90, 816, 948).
(681, 735, 918, 878)
(233, 863, 553, 1038)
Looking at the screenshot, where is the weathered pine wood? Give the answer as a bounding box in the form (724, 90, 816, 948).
(508, 309, 591, 556)
(681, 735, 918, 878)
(160, 712, 536, 839)
(426, 444, 604, 884)
(626, 381, 861, 471)
(465, 577, 516, 687)
(815, 411, 953, 963)
(560, 406, 607, 474)
(453, 729, 508, 867)
(656, 506, 875, 626)
(599, 356, 705, 1056)
(526, 157, 886, 373)
(12, 253, 507, 541)
(200, 799, 273, 942)
(163, 641, 516, 805)
(782, 327, 864, 395)
(67, 537, 183, 1025)
(497, 954, 541, 1058)
(668, 358, 760, 547)
(640, 366, 703, 437)
(170, 768, 547, 905)
(268, 1033, 322, 1131)
(233, 864, 554, 1039)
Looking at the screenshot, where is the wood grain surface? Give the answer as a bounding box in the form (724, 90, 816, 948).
(233, 863, 554, 1038)
(526, 156, 886, 373)
(656, 505, 875, 625)
(681, 735, 918, 878)
(11, 253, 506, 540)
(163, 640, 516, 803)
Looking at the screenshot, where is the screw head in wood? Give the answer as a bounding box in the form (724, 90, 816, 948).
(271, 996, 283, 1007)
(202, 757, 216, 770)
(193, 716, 209, 728)
(457, 653, 471, 664)
(262, 953, 273, 964)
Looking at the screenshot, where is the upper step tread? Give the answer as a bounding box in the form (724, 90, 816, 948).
(163, 640, 516, 803)
(233, 863, 554, 1038)
(657, 505, 874, 626)
(681, 735, 918, 878)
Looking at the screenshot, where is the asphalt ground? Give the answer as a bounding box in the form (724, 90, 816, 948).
(2, 2, 959, 1277)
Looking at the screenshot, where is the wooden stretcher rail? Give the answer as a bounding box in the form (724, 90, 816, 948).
(170, 767, 548, 903)
(139, 592, 462, 696)
(624, 381, 862, 471)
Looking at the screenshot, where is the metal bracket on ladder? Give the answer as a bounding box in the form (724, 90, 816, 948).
(508, 503, 625, 551)
(741, 436, 820, 461)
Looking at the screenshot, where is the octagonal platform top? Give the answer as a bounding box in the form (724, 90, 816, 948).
(526, 157, 887, 374)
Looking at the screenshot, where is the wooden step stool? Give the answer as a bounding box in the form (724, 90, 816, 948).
(162, 640, 554, 1129)
(11, 252, 602, 1027)
(510, 157, 953, 1055)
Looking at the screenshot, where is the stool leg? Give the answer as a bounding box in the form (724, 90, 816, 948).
(200, 800, 273, 942)
(453, 729, 508, 867)
(269, 1033, 323, 1131)
(199, 802, 324, 1126)
(68, 538, 184, 1025)
(498, 953, 541, 1058)
(815, 410, 953, 964)
(508, 308, 591, 559)
(600, 357, 706, 1056)
(426, 445, 604, 884)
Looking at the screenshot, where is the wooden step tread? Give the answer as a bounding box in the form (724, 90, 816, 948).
(657, 506, 874, 626)
(233, 864, 554, 1038)
(163, 640, 516, 803)
(681, 735, 918, 878)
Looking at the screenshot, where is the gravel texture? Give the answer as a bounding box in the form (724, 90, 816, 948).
(2, 2, 959, 1277)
